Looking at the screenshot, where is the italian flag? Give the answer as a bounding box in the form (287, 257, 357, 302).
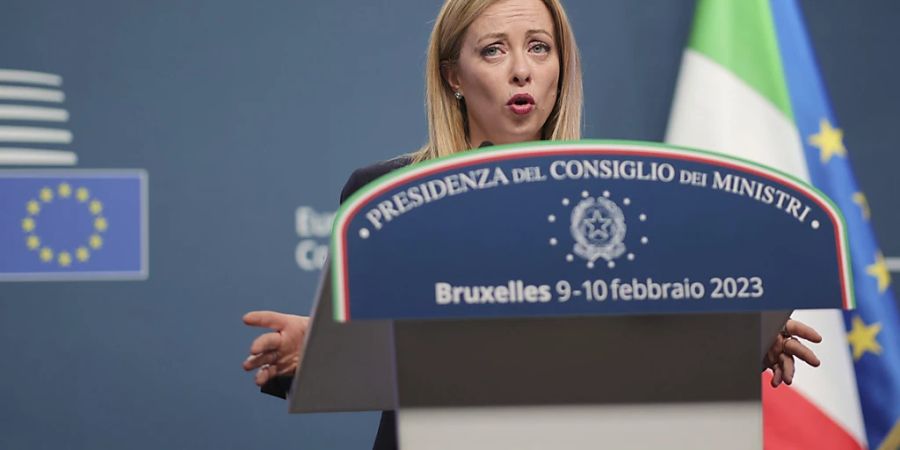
(665, 1, 867, 448)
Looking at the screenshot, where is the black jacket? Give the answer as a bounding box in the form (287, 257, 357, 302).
(262, 155, 412, 449)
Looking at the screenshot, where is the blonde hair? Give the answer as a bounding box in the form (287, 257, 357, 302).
(411, 0, 583, 163)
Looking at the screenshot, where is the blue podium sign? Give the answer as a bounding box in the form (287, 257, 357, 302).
(332, 141, 852, 322)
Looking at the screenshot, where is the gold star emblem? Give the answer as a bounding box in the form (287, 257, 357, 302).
(94, 216, 108, 232)
(21, 217, 35, 233)
(808, 119, 846, 163)
(39, 247, 53, 263)
(26, 200, 41, 215)
(847, 315, 882, 360)
(879, 419, 900, 450)
(89, 234, 103, 250)
(89, 200, 103, 215)
(58, 251, 72, 267)
(58, 182, 72, 198)
(39, 187, 53, 203)
(866, 251, 892, 293)
(26, 235, 40, 250)
(852, 192, 870, 221)
(76, 247, 90, 262)
(76, 187, 90, 202)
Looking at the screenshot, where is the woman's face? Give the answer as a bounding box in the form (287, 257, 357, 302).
(445, 0, 560, 147)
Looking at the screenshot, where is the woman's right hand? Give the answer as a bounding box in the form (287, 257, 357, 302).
(242, 311, 310, 386)
(764, 318, 822, 387)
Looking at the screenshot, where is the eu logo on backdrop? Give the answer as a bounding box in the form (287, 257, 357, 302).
(0, 170, 147, 281)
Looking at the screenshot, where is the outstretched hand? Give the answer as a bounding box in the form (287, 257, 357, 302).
(242, 311, 310, 386)
(764, 318, 822, 387)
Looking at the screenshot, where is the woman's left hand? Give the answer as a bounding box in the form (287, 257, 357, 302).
(242, 311, 309, 386)
(765, 318, 823, 387)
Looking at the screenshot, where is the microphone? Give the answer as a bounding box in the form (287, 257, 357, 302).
(479, 141, 494, 148)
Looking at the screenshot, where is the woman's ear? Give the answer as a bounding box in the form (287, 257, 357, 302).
(440, 61, 461, 94)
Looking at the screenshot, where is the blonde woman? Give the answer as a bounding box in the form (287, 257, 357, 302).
(243, 0, 820, 447)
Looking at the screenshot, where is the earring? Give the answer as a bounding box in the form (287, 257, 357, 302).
(454, 91, 463, 100)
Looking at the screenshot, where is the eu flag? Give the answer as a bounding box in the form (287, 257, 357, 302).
(772, 2, 900, 448)
(0, 170, 147, 281)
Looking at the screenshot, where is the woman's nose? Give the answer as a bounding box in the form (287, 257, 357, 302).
(510, 52, 532, 86)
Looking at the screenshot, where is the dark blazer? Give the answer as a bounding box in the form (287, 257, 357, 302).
(262, 155, 413, 449)
(339, 156, 413, 204)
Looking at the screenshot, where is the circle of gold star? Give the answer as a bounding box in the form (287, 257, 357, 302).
(21, 183, 108, 267)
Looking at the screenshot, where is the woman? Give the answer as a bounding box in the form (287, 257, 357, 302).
(243, 0, 822, 447)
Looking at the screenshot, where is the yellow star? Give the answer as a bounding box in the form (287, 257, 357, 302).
(26, 235, 40, 250)
(89, 234, 103, 250)
(76, 187, 90, 202)
(26, 200, 40, 215)
(89, 200, 103, 215)
(25, 234, 41, 250)
(879, 419, 900, 450)
(808, 119, 846, 163)
(852, 192, 870, 221)
(867, 251, 892, 293)
(58, 182, 72, 198)
(58, 251, 72, 267)
(76, 247, 90, 262)
(39, 187, 53, 203)
(847, 315, 882, 360)
(94, 216, 108, 232)
(39, 247, 53, 263)
(22, 217, 36, 233)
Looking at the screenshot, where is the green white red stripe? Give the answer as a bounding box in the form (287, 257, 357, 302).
(665, 1, 867, 447)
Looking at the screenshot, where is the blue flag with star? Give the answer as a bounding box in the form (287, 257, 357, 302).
(773, 2, 900, 448)
(0, 170, 147, 281)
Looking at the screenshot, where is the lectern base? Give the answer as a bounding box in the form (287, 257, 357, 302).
(398, 402, 761, 450)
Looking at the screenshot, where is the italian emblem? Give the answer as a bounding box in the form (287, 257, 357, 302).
(547, 190, 648, 269)
(571, 195, 626, 263)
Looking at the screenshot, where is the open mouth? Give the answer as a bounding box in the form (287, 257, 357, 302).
(507, 93, 535, 115)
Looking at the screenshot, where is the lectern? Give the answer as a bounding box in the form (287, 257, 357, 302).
(289, 141, 853, 449)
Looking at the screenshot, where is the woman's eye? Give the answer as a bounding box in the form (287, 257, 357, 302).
(530, 42, 551, 54)
(481, 45, 502, 57)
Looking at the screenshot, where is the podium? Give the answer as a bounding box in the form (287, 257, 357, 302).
(288, 141, 853, 449)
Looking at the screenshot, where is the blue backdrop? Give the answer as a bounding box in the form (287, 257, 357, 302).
(0, 1, 897, 448)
